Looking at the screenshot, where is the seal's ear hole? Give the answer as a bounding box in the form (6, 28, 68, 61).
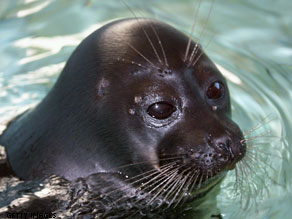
(206, 81, 224, 99)
(147, 102, 176, 120)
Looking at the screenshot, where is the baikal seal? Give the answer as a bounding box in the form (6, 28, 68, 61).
(0, 18, 246, 218)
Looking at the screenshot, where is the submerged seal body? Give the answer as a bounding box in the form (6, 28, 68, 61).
(0, 18, 246, 217)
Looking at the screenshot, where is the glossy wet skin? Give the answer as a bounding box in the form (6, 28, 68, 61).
(94, 19, 246, 180)
(1, 19, 246, 188)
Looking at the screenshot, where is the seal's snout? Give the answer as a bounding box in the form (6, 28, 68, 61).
(158, 127, 246, 182)
(204, 131, 246, 171)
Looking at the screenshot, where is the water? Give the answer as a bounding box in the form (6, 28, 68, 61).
(0, 0, 291, 218)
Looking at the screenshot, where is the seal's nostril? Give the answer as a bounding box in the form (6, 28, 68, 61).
(218, 143, 225, 149)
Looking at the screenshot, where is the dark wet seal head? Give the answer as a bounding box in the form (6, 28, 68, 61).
(0, 18, 246, 217)
(96, 18, 247, 194)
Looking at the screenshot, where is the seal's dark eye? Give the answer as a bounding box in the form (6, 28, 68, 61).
(206, 81, 224, 99)
(147, 102, 176, 120)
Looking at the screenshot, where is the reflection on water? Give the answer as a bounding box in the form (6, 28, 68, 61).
(0, 0, 291, 218)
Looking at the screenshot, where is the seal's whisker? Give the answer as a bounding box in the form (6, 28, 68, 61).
(124, 162, 177, 187)
(145, 168, 180, 205)
(148, 165, 189, 206)
(136, 165, 179, 192)
(113, 164, 178, 204)
(127, 168, 180, 218)
(168, 172, 191, 207)
(234, 165, 242, 195)
(192, 33, 215, 67)
(234, 157, 271, 209)
(161, 166, 192, 205)
(188, 169, 201, 193)
(113, 159, 165, 171)
(234, 164, 250, 204)
(197, 171, 204, 190)
(242, 151, 279, 185)
(245, 148, 282, 164)
(116, 57, 147, 69)
(148, 21, 169, 67)
(122, 1, 163, 66)
(244, 134, 281, 142)
(134, 164, 180, 198)
(126, 42, 156, 67)
(234, 165, 243, 198)
(188, 43, 200, 66)
(236, 165, 255, 208)
(189, 0, 214, 66)
(243, 114, 276, 136)
(238, 161, 267, 202)
(184, 0, 202, 63)
(173, 171, 192, 208)
(198, 0, 214, 41)
(175, 170, 199, 208)
(124, 3, 169, 67)
(160, 152, 188, 157)
(163, 172, 185, 207)
(104, 162, 175, 197)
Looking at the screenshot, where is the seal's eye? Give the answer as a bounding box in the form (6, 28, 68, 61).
(207, 81, 224, 99)
(147, 102, 176, 120)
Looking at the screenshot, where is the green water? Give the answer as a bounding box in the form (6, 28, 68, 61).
(0, 0, 291, 218)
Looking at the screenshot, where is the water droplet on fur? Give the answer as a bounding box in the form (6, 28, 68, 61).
(128, 109, 135, 115)
(134, 96, 142, 103)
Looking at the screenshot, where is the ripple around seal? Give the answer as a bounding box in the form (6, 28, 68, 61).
(0, 0, 291, 218)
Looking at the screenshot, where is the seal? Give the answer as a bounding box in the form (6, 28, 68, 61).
(0, 18, 246, 218)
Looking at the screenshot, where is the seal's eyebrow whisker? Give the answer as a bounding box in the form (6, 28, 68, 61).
(187, 0, 215, 67)
(128, 5, 169, 68)
(188, 43, 201, 67)
(126, 42, 156, 68)
(192, 33, 215, 67)
(198, 0, 214, 42)
(147, 20, 169, 67)
(184, 0, 202, 63)
(188, 0, 214, 66)
(122, 0, 163, 67)
(116, 57, 147, 69)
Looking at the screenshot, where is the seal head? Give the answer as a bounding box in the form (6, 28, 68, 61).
(0, 19, 246, 201)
